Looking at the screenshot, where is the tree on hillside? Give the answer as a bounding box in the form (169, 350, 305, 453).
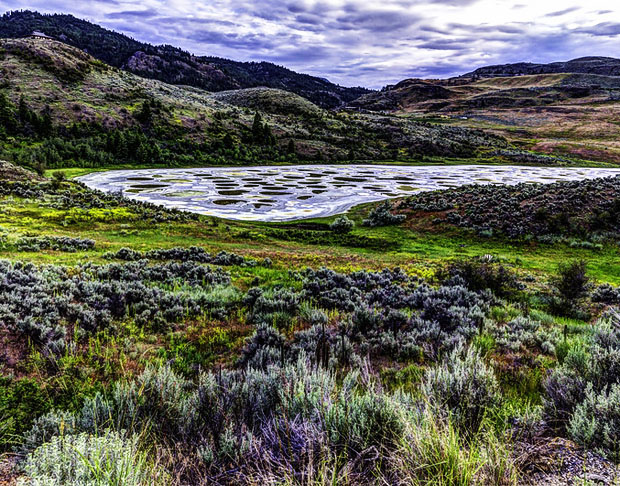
(0, 92, 17, 135)
(135, 100, 153, 125)
(251, 112, 276, 146)
(18, 95, 33, 126)
(252, 112, 263, 142)
(223, 133, 235, 150)
(37, 106, 54, 137)
(263, 122, 275, 146)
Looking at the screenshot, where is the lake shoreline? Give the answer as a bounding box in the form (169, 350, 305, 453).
(77, 164, 620, 222)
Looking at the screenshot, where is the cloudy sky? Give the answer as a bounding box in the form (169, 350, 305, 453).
(5, 1, 620, 88)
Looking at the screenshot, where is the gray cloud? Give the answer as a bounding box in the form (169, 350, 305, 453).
(4, 0, 620, 88)
(577, 22, 620, 36)
(417, 39, 471, 51)
(545, 7, 580, 17)
(105, 9, 159, 19)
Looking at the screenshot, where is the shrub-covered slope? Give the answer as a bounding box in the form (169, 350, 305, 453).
(0, 37, 508, 169)
(402, 176, 620, 239)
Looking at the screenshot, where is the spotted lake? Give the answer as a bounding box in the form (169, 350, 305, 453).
(78, 165, 620, 221)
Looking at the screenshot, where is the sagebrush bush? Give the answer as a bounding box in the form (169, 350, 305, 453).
(238, 323, 286, 370)
(544, 319, 620, 453)
(489, 316, 559, 355)
(21, 360, 417, 482)
(15, 235, 95, 252)
(362, 201, 405, 227)
(329, 215, 354, 234)
(19, 430, 165, 486)
(422, 347, 500, 433)
(543, 365, 586, 427)
(104, 246, 259, 267)
(0, 259, 232, 352)
(568, 383, 620, 461)
(592, 283, 620, 305)
(405, 176, 620, 239)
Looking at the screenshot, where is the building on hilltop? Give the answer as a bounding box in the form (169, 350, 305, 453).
(28, 31, 53, 39)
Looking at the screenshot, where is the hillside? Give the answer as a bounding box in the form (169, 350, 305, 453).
(348, 79, 454, 111)
(0, 10, 370, 109)
(350, 72, 620, 112)
(0, 37, 509, 170)
(349, 70, 620, 164)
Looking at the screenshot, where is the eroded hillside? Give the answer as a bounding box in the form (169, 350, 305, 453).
(350, 70, 620, 164)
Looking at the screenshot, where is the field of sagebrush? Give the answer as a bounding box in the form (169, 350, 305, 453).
(1, 164, 620, 485)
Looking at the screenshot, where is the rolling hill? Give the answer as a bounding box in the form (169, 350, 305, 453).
(349, 67, 620, 164)
(0, 10, 370, 109)
(0, 36, 508, 169)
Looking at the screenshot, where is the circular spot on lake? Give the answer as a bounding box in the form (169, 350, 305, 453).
(129, 184, 169, 189)
(213, 199, 244, 205)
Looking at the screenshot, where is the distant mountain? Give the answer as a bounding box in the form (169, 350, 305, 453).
(349, 57, 620, 114)
(0, 10, 370, 109)
(349, 70, 620, 113)
(345, 66, 620, 165)
(464, 57, 620, 78)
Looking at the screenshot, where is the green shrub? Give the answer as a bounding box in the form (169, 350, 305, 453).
(552, 260, 590, 302)
(548, 260, 591, 317)
(441, 258, 522, 299)
(0, 377, 50, 451)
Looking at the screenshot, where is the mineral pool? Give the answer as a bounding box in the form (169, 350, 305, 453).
(78, 165, 620, 221)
